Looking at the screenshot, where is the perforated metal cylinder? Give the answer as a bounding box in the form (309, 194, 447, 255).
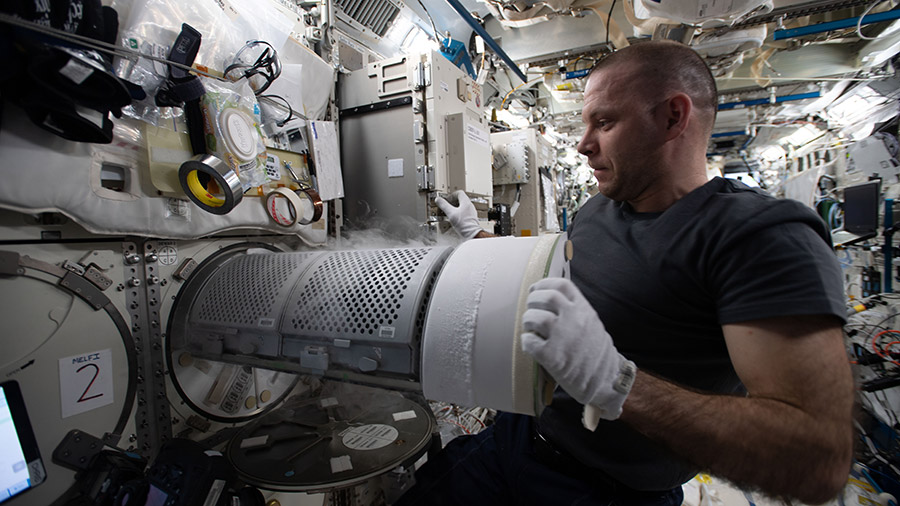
(171, 235, 569, 413)
(191, 252, 321, 330)
(174, 247, 452, 382)
(282, 248, 440, 342)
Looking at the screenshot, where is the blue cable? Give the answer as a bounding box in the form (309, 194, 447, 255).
(860, 466, 898, 506)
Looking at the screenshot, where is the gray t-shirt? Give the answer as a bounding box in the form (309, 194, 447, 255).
(537, 177, 846, 491)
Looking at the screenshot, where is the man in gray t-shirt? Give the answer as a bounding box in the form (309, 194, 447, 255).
(401, 40, 853, 506)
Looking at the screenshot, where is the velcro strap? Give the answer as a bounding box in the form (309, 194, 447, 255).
(166, 77, 205, 102)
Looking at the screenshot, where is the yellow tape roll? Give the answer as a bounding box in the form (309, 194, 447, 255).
(178, 154, 243, 215)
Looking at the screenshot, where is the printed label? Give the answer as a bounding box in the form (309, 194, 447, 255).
(212, 0, 240, 20)
(341, 424, 398, 450)
(466, 123, 490, 148)
(59, 59, 94, 85)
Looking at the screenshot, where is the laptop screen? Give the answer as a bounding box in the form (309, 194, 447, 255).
(843, 181, 880, 235)
(0, 381, 44, 504)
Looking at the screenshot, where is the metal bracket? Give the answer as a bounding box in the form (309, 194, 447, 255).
(413, 120, 425, 144)
(59, 271, 110, 311)
(340, 95, 413, 118)
(426, 165, 435, 190)
(124, 240, 172, 459)
(52, 429, 107, 471)
(372, 55, 412, 98)
(416, 165, 427, 191)
(84, 264, 113, 291)
(0, 250, 23, 276)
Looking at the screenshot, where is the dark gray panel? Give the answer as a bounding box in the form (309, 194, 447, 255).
(340, 106, 427, 227)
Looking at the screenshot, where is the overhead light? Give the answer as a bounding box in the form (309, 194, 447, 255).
(384, 16, 415, 45)
(759, 145, 785, 161)
(401, 28, 438, 54)
(826, 87, 887, 127)
(384, 12, 438, 54)
(781, 124, 821, 147)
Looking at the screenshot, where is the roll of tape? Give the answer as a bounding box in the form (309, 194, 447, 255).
(178, 154, 243, 215)
(298, 187, 323, 225)
(265, 187, 303, 226)
(265, 187, 323, 227)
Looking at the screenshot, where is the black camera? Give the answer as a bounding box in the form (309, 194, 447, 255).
(54, 432, 263, 506)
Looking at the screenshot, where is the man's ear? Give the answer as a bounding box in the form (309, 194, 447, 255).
(661, 93, 693, 141)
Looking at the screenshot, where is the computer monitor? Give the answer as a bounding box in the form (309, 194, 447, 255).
(843, 181, 880, 235)
(0, 381, 45, 503)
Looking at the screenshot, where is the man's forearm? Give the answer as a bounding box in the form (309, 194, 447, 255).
(620, 371, 853, 504)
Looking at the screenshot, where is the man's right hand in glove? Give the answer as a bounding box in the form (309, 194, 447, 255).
(435, 190, 486, 239)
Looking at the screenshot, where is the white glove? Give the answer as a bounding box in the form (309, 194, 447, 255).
(435, 190, 482, 239)
(521, 277, 637, 422)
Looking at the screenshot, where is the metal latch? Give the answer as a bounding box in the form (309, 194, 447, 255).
(416, 165, 435, 191)
(414, 62, 430, 90)
(413, 120, 425, 143)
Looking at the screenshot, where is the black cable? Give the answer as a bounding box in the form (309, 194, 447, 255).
(258, 94, 295, 127)
(606, 0, 617, 47)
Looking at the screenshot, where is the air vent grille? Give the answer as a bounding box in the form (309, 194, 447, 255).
(336, 0, 401, 37)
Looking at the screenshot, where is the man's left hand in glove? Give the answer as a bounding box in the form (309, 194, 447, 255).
(521, 277, 637, 424)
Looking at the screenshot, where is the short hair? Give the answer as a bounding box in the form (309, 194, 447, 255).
(589, 40, 718, 130)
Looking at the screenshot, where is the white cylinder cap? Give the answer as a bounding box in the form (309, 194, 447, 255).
(220, 108, 258, 162)
(421, 234, 569, 415)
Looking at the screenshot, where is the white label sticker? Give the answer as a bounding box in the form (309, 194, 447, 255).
(74, 105, 105, 129)
(392, 410, 417, 421)
(212, 0, 240, 20)
(201, 479, 226, 506)
(59, 349, 114, 418)
(59, 59, 94, 85)
(320, 397, 339, 408)
(330, 455, 353, 473)
(440, 81, 449, 93)
(28, 460, 45, 485)
(240, 435, 269, 449)
(341, 424, 398, 450)
(388, 158, 404, 178)
(466, 123, 490, 148)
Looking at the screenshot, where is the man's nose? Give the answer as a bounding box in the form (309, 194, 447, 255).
(577, 134, 593, 156)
